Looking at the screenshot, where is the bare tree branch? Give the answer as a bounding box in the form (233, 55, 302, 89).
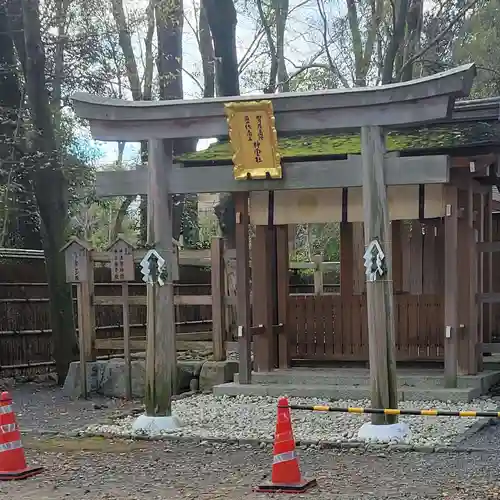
(315, 0, 350, 87)
(396, 0, 480, 80)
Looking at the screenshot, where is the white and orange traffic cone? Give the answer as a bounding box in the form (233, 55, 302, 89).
(0, 391, 43, 480)
(255, 396, 316, 493)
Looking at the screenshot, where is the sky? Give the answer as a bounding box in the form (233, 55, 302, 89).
(93, 0, 330, 167)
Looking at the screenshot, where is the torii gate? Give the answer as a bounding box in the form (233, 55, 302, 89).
(72, 64, 476, 435)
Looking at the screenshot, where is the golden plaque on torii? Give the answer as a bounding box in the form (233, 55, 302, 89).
(224, 100, 282, 180)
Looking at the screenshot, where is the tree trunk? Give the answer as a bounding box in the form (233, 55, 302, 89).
(275, 0, 289, 92)
(381, 0, 410, 84)
(199, 0, 215, 98)
(204, 0, 240, 336)
(20, 0, 78, 383)
(203, 0, 240, 97)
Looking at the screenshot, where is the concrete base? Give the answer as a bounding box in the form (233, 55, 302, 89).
(199, 360, 239, 392)
(214, 383, 483, 402)
(63, 359, 238, 399)
(132, 414, 182, 436)
(358, 422, 411, 443)
(214, 368, 500, 402)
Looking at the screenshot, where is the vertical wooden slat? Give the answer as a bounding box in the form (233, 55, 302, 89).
(396, 295, 409, 360)
(406, 296, 419, 359)
(391, 221, 403, 294)
(340, 222, 354, 296)
(409, 222, 423, 294)
(331, 295, 341, 357)
(360, 295, 369, 359)
(352, 223, 365, 294)
(323, 295, 334, 357)
(287, 296, 298, 359)
(276, 225, 289, 368)
(296, 297, 307, 358)
(401, 222, 411, 293)
(211, 237, 226, 362)
(305, 296, 316, 358)
(422, 224, 436, 294)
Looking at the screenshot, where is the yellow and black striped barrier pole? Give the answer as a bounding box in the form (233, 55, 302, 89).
(283, 404, 500, 418)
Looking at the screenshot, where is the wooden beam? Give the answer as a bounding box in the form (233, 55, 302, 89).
(95, 155, 451, 197)
(72, 64, 475, 140)
(361, 125, 398, 426)
(144, 139, 177, 417)
(451, 154, 496, 170)
(444, 185, 459, 387)
(93, 295, 212, 306)
(234, 192, 252, 384)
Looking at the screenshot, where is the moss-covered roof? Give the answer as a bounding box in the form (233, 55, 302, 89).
(179, 121, 500, 164)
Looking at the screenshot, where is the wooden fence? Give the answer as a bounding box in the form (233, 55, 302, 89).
(288, 294, 444, 361)
(0, 243, 340, 373)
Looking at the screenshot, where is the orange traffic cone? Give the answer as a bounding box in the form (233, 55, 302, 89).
(0, 392, 43, 481)
(255, 396, 316, 494)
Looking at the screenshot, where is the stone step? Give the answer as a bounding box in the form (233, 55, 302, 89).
(233, 370, 500, 391)
(213, 382, 482, 403)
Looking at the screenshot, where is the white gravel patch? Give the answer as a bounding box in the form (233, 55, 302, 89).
(85, 394, 499, 447)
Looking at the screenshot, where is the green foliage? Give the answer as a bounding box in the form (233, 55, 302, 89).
(454, 0, 500, 97)
(292, 223, 340, 262)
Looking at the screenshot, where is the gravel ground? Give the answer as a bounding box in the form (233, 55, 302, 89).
(2, 385, 500, 498)
(2, 436, 500, 499)
(86, 393, 499, 447)
(1, 381, 139, 434)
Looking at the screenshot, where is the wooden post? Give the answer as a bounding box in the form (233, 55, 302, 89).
(457, 184, 478, 375)
(62, 237, 93, 398)
(234, 192, 252, 383)
(108, 236, 135, 399)
(211, 237, 226, 361)
(475, 192, 484, 372)
(76, 283, 87, 398)
(122, 282, 131, 398)
(145, 139, 177, 416)
(483, 189, 493, 346)
(361, 126, 398, 426)
(276, 225, 289, 368)
(252, 225, 276, 371)
(313, 255, 323, 295)
(444, 185, 458, 388)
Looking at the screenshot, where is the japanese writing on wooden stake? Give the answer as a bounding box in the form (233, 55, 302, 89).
(108, 238, 135, 282)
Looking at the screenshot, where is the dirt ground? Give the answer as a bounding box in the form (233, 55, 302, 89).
(2, 383, 500, 499)
(1, 435, 500, 499)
